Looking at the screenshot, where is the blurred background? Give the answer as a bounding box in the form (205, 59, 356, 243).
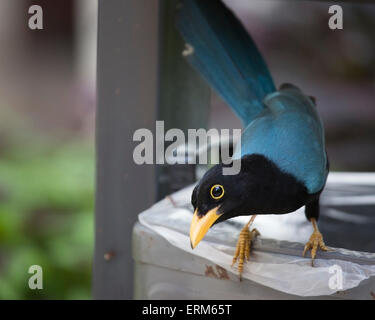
(0, 0, 374, 299)
(0, 0, 97, 299)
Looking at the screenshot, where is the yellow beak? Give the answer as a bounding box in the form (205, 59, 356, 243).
(190, 207, 222, 249)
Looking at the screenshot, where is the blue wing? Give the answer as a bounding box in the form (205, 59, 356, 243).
(233, 86, 328, 194)
(176, 0, 276, 125)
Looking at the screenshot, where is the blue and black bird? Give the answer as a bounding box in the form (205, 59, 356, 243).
(176, 0, 329, 276)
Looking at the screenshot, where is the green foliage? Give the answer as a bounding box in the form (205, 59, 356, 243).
(0, 133, 94, 299)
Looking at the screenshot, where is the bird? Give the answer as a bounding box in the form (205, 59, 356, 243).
(176, 0, 330, 278)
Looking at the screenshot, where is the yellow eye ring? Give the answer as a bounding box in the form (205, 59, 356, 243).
(210, 184, 224, 200)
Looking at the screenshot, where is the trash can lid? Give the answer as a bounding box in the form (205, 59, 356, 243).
(136, 172, 375, 297)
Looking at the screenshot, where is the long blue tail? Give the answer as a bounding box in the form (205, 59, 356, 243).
(176, 0, 276, 125)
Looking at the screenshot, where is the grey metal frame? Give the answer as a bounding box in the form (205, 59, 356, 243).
(94, 0, 209, 299)
(94, 0, 160, 299)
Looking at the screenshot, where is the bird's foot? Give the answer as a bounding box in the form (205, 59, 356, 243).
(303, 229, 328, 266)
(231, 225, 260, 280)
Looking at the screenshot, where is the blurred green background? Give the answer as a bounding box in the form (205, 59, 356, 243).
(0, 107, 94, 299)
(0, 0, 96, 299)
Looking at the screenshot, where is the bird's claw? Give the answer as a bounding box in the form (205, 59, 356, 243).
(231, 227, 260, 280)
(303, 229, 328, 266)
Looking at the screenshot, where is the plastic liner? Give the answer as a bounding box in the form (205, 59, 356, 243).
(138, 172, 375, 297)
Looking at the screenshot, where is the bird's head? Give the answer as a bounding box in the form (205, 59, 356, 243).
(189, 154, 310, 249)
(190, 157, 260, 249)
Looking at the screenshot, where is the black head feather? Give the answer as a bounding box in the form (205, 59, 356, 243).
(192, 154, 312, 224)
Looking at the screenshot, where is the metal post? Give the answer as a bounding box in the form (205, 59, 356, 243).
(94, 0, 210, 299)
(94, 0, 159, 299)
(157, 0, 210, 199)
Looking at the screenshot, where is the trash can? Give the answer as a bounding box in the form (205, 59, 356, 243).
(133, 172, 375, 299)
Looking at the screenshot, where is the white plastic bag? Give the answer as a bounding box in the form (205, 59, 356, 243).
(138, 172, 375, 297)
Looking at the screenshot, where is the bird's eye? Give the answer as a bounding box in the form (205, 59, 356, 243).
(210, 184, 224, 200)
